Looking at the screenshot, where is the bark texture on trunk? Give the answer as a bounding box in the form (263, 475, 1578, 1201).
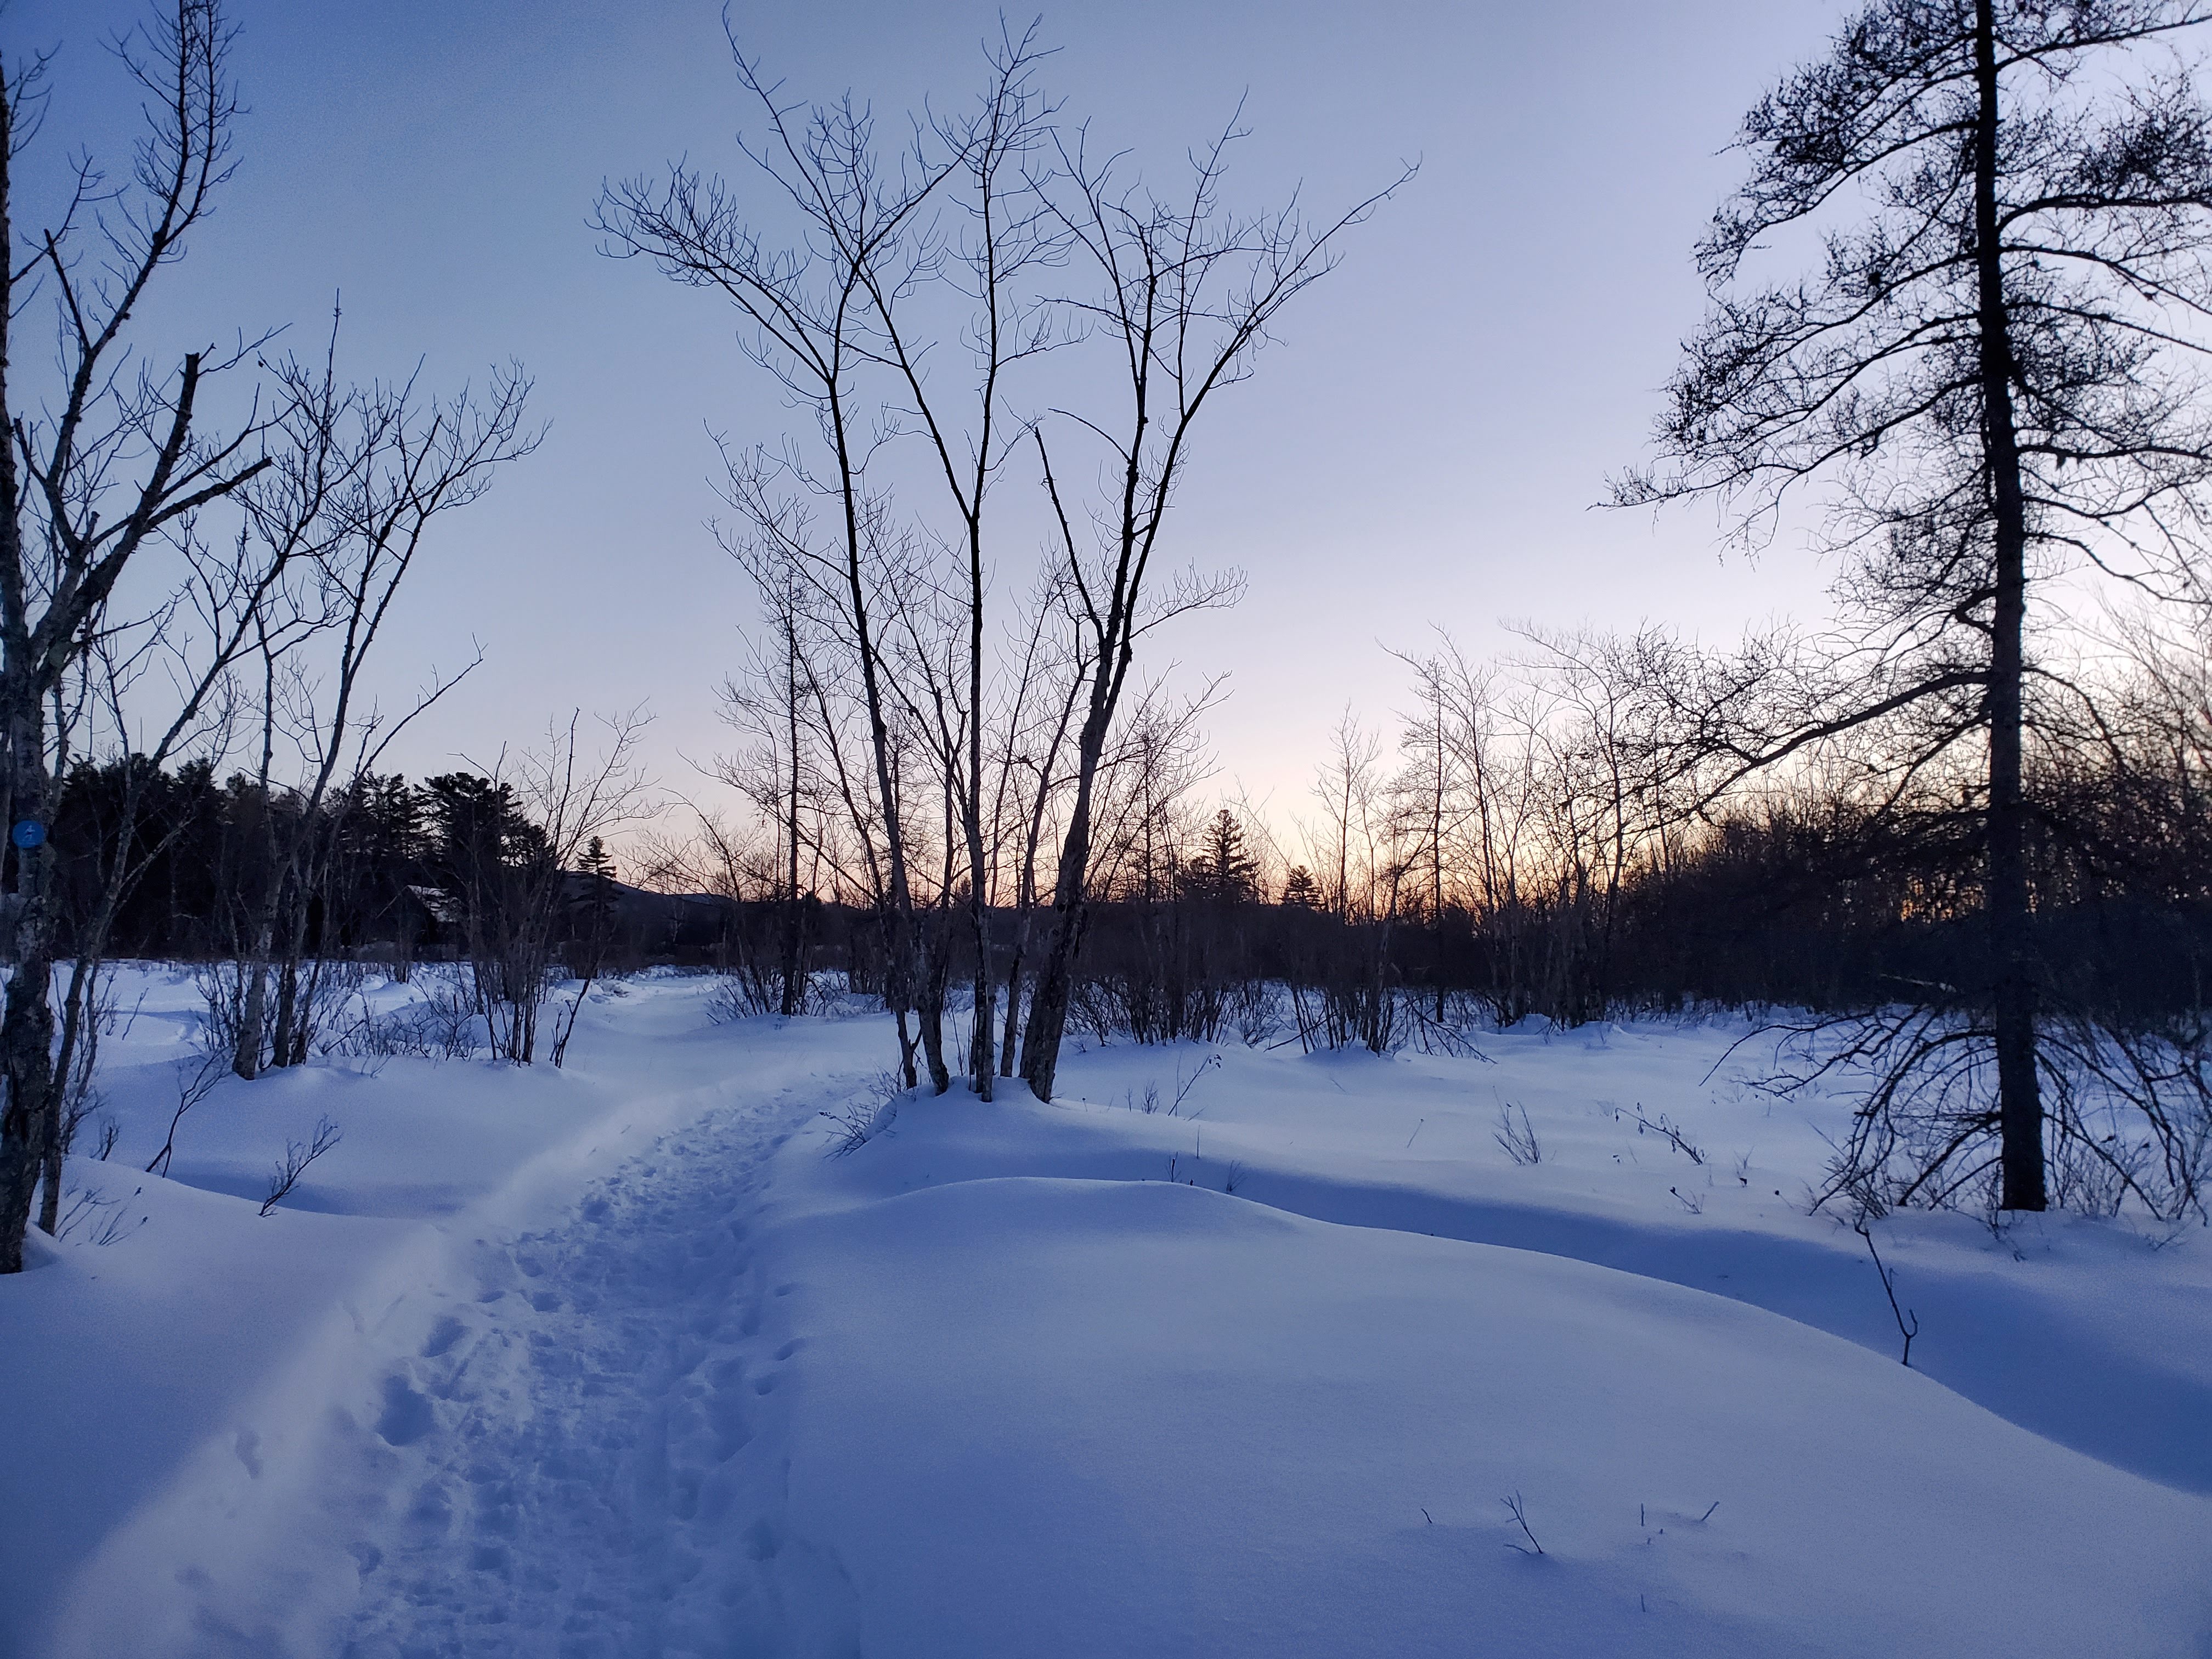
(1019, 716, 1109, 1102)
(0, 694, 53, 1271)
(967, 872, 995, 1101)
(917, 913, 951, 1093)
(38, 953, 99, 1235)
(233, 951, 268, 1080)
(997, 917, 1027, 1080)
(1973, 0, 2047, 1212)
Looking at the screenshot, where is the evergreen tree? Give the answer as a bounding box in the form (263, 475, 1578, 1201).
(422, 773, 546, 945)
(579, 836, 620, 932)
(580, 836, 617, 886)
(1183, 810, 1258, 903)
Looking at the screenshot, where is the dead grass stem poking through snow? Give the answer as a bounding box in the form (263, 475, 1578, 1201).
(821, 1071, 904, 1158)
(1494, 1102, 1542, 1165)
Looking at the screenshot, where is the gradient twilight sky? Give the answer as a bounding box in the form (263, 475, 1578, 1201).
(8, 0, 1847, 826)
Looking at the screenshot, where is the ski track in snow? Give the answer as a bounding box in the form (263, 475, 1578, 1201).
(336, 1085, 825, 1659)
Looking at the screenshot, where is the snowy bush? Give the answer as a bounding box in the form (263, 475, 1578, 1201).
(320, 972, 485, 1061)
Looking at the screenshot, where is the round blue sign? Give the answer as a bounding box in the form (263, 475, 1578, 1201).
(12, 821, 46, 850)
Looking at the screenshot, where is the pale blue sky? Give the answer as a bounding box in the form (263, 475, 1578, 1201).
(8, 0, 1841, 821)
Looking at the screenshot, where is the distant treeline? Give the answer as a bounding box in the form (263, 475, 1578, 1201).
(695, 763, 2212, 1056)
(50, 729, 2209, 1048)
(43, 760, 560, 963)
(1084, 815, 2204, 1047)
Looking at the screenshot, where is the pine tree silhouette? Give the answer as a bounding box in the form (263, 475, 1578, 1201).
(1186, 809, 1257, 903)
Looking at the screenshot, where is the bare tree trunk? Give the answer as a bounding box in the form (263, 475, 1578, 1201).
(966, 819, 994, 1097)
(1430, 691, 1447, 1022)
(0, 694, 54, 1271)
(270, 890, 313, 1066)
(1973, 0, 2045, 1211)
(233, 940, 269, 1080)
(838, 419, 924, 1090)
(998, 930, 1026, 1078)
(40, 951, 111, 1235)
(236, 617, 284, 1080)
(1000, 624, 1081, 1080)
(233, 792, 279, 1080)
(781, 606, 806, 1017)
(962, 603, 995, 1093)
(1020, 701, 1111, 1102)
(40, 960, 89, 1238)
(917, 907, 951, 1092)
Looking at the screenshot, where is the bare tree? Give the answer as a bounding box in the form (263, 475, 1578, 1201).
(1305, 710, 1385, 923)
(1388, 637, 1549, 1023)
(1289, 710, 1404, 1053)
(714, 559, 829, 1016)
(0, 1, 280, 1272)
(856, 28, 1059, 1098)
(599, 36, 970, 1089)
(31, 411, 320, 1232)
(608, 31, 1066, 1098)
(1617, 0, 2212, 1211)
(228, 348, 533, 1079)
(988, 569, 1093, 1076)
(607, 35, 1402, 1102)
(1015, 128, 1409, 1100)
(471, 711, 657, 1065)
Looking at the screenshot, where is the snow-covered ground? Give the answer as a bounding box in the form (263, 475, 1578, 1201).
(4, 967, 2208, 1656)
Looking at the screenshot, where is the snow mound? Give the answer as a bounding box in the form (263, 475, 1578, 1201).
(765, 1173, 2210, 1659)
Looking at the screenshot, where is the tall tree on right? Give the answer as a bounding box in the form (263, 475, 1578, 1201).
(1618, 1, 2212, 1212)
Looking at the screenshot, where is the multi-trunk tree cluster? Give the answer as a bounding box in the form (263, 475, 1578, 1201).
(598, 25, 1405, 1104)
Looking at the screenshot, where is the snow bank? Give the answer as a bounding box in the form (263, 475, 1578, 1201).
(888, 1032, 2212, 1496)
(761, 1172, 2209, 1657)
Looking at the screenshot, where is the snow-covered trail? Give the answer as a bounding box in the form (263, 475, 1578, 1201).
(40, 998, 877, 1659)
(335, 1085, 817, 1657)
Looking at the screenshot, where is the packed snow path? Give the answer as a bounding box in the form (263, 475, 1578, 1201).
(29, 983, 884, 1659)
(335, 1086, 820, 1657)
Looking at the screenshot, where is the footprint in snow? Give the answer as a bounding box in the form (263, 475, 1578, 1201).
(376, 1376, 437, 1447)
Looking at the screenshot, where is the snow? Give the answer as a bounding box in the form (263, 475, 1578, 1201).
(771, 1178, 2203, 1658)
(4, 969, 2208, 1656)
